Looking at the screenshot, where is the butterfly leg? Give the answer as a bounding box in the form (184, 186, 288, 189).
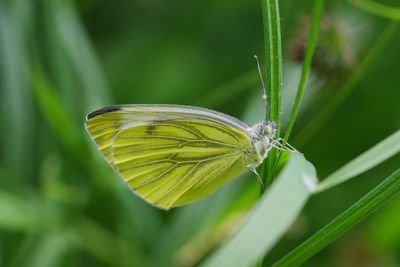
(248, 167, 264, 191)
(272, 138, 300, 153)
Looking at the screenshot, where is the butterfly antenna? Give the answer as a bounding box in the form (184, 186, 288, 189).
(254, 55, 268, 120)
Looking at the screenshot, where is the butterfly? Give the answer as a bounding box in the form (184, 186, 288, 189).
(85, 56, 296, 210)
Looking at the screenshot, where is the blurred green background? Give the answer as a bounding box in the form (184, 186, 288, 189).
(0, 0, 399, 266)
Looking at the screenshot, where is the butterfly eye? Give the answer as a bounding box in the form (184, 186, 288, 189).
(264, 122, 277, 137)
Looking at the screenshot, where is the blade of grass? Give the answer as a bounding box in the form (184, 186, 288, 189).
(41, 1, 78, 114)
(10, 235, 39, 267)
(74, 217, 143, 267)
(0, 2, 33, 183)
(30, 66, 84, 162)
(273, 0, 325, 176)
(152, 179, 250, 267)
(273, 168, 400, 267)
(0, 190, 44, 232)
(317, 130, 400, 192)
(364, 192, 400, 251)
(29, 230, 75, 267)
(195, 71, 258, 108)
(260, 0, 283, 186)
(283, 0, 325, 143)
(50, 0, 111, 108)
(261, 0, 282, 124)
(350, 0, 400, 21)
(294, 21, 399, 147)
(201, 154, 317, 267)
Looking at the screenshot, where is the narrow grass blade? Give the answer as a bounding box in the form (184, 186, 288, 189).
(260, 0, 283, 186)
(30, 66, 84, 160)
(29, 231, 74, 267)
(201, 154, 317, 267)
(364, 194, 400, 251)
(273, 168, 400, 267)
(10, 235, 39, 267)
(41, 2, 78, 114)
(152, 180, 250, 266)
(0, 191, 44, 232)
(283, 0, 325, 142)
(273, 0, 325, 177)
(261, 0, 282, 124)
(74, 217, 142, 266)
(50, 1, 111, 108)
(350, 0, 400, 21)
(317, 130, 400, 192)
(0, 2, 33, 182)
(295, 22, 399, 147)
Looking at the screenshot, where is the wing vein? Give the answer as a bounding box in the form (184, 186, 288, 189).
(117, 135, 237, 148)
(132, 163, 179, 189)
(153, 163, 201, 205)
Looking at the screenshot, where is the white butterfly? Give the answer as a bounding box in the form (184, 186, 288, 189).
(85, 56, 296, 209)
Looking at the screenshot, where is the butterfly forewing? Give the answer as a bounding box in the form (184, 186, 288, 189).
(85, 105, 253, 209)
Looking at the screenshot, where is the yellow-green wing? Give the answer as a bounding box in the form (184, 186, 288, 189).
(85, 105, 253, 209)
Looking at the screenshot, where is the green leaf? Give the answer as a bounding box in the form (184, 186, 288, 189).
(261, 0, 282, 124)
(260, 0, 283, 186)
(151, 179, 253, 267)
(283, 0, 325, 143)
(48, 0, 111, 109)
(74, 218, 142, 266)
(273, 168, 400, 267)
(294, 22, 399, 147)
(274, 0, 325, 177)
(350, 0, 400, 21)
(0, 191, 44, 232)
(201, 154, 317, 267)
(317, 130, 400, 192)
(29, 231, 75, 267)
(0, 1, 33, 182)
(30, 66, 84, 161)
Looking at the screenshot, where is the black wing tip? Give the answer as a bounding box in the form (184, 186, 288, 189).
(86, 106, 121, 120)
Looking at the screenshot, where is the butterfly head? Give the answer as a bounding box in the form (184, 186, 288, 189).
(249, 121, 298, 164)
(263, 121, 277, 139)
(246, 121, 278, 167)
(250, 121, 277, 140)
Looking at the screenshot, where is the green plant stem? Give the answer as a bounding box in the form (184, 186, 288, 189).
(350, 0, 400, 21)
(283, 0, 324, 143)
(260, 0, 283, 187)
(294, 21, 399, 148)
(273, 0, 324, 175)
(262, 0, 282, 124)
(273, 168, 400, 267)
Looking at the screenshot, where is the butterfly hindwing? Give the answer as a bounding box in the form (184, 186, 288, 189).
(85, 105, 253, 209)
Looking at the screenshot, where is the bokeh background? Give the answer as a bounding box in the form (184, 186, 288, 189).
(0, 0, 399, 266)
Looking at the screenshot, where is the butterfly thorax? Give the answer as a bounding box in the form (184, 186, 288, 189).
(245, 121, 277, 168)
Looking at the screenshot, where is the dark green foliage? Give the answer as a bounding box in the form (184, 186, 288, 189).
(0, 0, 399, 266)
